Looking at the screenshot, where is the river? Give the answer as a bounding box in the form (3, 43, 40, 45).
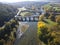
(14, 22, 39, 45)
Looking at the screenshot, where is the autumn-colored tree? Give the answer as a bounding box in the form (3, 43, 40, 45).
(39, 15, 44, 21)
(37, 22, 51, 45)
(48, 14, 55, 21)
(56, 15, 60, 25)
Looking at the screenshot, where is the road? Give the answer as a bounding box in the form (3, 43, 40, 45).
(14, 22, 39, 45)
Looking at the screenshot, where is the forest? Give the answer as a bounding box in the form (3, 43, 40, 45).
(37, 3, 60, 45)
(0, 3, 17, 27)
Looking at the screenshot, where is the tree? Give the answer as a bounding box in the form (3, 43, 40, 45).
(0, 19, 19, 44)
(39, 15, 44, 21)
(56, 15, 60, 25)
(48, 14, 55, 21)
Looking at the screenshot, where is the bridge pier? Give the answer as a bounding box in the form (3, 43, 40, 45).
(33, 17, 35, 21)
(29, 17, 31, 21)
(25, 17, 27, 21)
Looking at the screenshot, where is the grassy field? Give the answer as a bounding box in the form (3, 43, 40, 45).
(43, 19, 57, 27)
(20, 12, 34, 17)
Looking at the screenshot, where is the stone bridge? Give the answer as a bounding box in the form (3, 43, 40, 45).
(15, 7, 41, 22)
(15, 15, 39, 22)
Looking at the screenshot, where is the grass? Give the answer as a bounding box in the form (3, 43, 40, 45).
(20, 12, 34, 17)
(43, 19, 57, 27)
